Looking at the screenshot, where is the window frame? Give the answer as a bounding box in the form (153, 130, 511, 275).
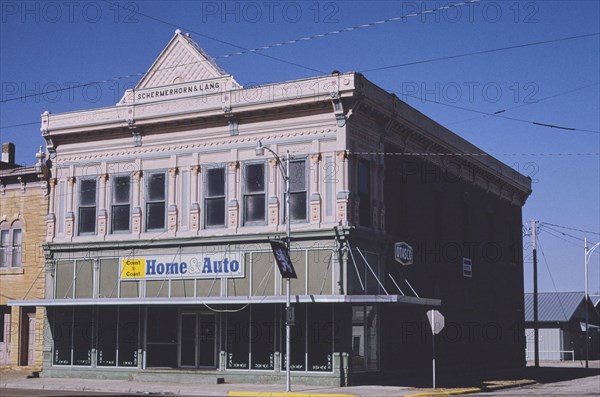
(0, 221, 23, 269)
(203, 165, 227, 229)
(242, 161, 267, 226)
(145, 171, 167, 232)
(77, 177, 98, 235)
(287, 158, 308, 223)
(357, 159, 372, 227)
(111, 174, 132, 233)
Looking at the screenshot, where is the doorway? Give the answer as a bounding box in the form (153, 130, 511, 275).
(178, 312, 216, 368)
(0, 306, 10, 365)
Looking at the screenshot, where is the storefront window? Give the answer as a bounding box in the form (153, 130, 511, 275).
(250, 305, 276, 370)
(351, 305, 379, 372)
(285, 304, 306, 371)
(226, 309, 249, 369)
(97, 306, 118, 366)
(118, 306, 139, 367)
(146, 307, 177, 367)
(52, 307, 73, 365)
(72, 307, 93, 365)
(307, 304, 334, 372)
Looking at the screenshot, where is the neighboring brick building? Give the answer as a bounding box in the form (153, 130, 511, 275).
(14, 31, 531, 385)
(0, 142, 49, 369)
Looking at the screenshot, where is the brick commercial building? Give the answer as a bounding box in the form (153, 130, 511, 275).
(1, 143, 49, 369)
(11, 31, 531, 385)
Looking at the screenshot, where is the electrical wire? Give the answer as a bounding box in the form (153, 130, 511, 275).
(540, 221, 600, 236)
(536, 236, 570, 321)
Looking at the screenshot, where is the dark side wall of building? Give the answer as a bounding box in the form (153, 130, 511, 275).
(382, 144, 526, 374)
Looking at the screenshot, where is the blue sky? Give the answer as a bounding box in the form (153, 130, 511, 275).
(1, 0, 599, 294)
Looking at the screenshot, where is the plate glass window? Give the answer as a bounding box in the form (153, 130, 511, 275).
(243, 163, 266, 225)
(205, 167, 226, 227)
(146, 173, 166, 231)
(78, 178, 97, 234)
(112, 175, 131, 232)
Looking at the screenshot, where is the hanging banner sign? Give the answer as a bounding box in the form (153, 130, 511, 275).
(120, 253, 244, 280)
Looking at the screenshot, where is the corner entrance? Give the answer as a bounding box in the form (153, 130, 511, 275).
(178, 312, 216, 368)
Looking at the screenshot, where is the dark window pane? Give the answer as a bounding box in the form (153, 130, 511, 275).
(206, 168, 225, 197)
(245, 164, 264, 193)
(226, 310, 249, 369)
(72, 307, 93, 366)
(290, 192, 307, 221)
(289, 161, 306, 192)
(244, 195, 265, 223)
(206, 198, 225, 227)
(118, 306, 139, 367)
(114, 176, 130, 204)
(80, 179, 97, 206)
(146, 202, 165, 230)
(79, 207, 96, 234)
(52, 307, 73, 365)
(97, 306, 118, 367)
(111, 205, 130, 232)
(358, 161, 370, 194)
(147, 173, 165, 201)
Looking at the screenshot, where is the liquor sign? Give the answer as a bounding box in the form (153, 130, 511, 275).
(120, 252, 244, 280)
(394, 242, 414, 266)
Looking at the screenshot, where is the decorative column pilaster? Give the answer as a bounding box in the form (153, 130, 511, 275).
(65, 176, 75, 237)
(336, 151, 350, 225)
(227, 161, 239, 228)
(190, 165, 201, 231)
(168, 167, 178, 232)
(310, 153, 322, 223)
(267, 158, 279, 226)
(46, 178, 57, 239)
(132, 171, 142, 234)
(98, 173, 108, 236)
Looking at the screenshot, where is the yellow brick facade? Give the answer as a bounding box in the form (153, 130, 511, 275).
(0, 176, 48, 369)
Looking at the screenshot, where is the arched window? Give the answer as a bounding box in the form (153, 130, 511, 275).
(0, 220, 22, 268)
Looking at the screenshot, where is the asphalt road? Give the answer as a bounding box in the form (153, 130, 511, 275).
(0, 390, 136, 397)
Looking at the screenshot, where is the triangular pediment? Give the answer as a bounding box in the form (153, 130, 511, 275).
(135, 30, 237, 90)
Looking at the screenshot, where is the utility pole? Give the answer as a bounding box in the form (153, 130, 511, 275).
(532, 219, 539, 368)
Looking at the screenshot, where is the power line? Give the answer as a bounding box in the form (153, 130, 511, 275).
(536, 236, 570, 320)
(392, 89, 600, 134)
(540, 221, 600, 236)
(360, 32, 600, 73)
(446, 82, 600, 127)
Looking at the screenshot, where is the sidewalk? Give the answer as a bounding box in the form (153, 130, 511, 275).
(1, 362, 598, 397)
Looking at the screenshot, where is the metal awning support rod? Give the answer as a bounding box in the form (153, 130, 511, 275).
(347, 244, 365, 292)
(388, 273, 405, 296)
(404, 278, 420, 298)
(356, 247, 388, 295)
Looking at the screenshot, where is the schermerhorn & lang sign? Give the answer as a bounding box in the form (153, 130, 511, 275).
(120, 253, 243, 280)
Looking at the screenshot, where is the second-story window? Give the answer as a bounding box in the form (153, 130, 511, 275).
(205, 167, 226, 227)
(0, 227, 9, 267)
(78, 178, 97, 235)
(0, 221, 22, 268)
(111, 175, 131, 233)
(243, 162, 266, 225)
(289, 159, 307, 221)
(358, 160, 371, 227)
(146, 172, 166, 231)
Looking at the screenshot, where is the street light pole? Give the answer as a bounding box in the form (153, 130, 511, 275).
(584, 238, 600, 369)
(255, 141, 292, 391)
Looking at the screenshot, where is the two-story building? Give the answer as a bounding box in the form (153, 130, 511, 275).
(11, 31, 531, 385)
(1, 142, 49, 369)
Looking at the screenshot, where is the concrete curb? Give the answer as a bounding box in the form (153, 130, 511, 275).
(228, 392, 357, 397)
(405, 388, 481, 397)
(482, 380, 537, 391)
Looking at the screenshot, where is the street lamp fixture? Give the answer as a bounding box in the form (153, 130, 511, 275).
(255, 140, 293, 392)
